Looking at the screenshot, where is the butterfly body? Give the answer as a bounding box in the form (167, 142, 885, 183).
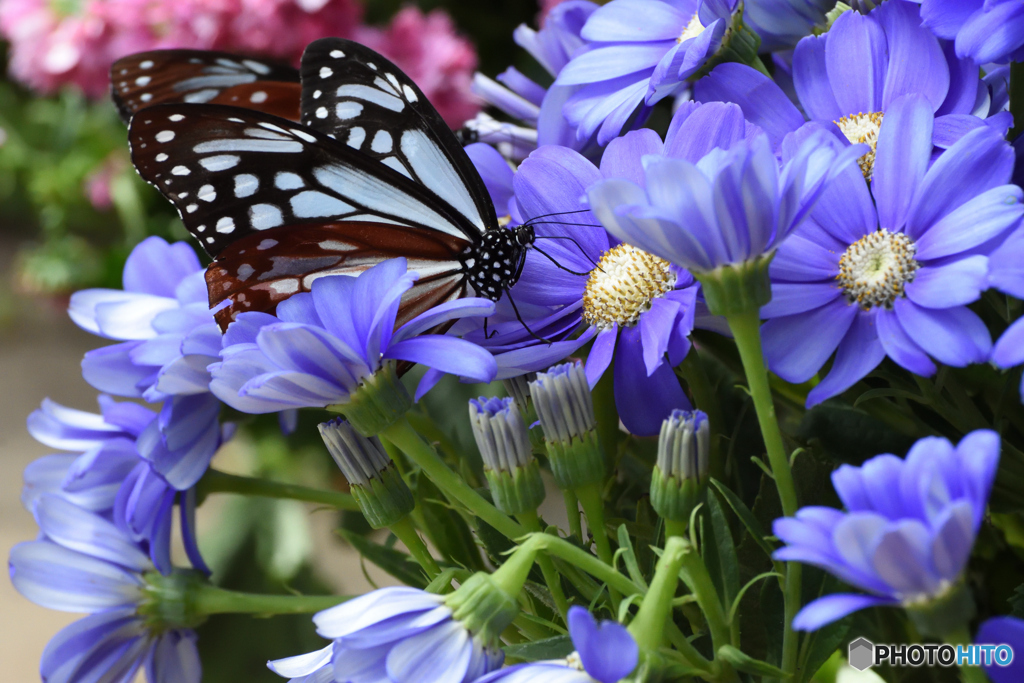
(121, 39, 534, 331)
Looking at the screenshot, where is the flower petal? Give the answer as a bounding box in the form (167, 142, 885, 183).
(792, 594, 895, 631)
(905, 256, 988, 308)
(893, 300, 991, 366)
(807, 309, 886, 406)
(384, 336, 497, 384)
(762, 297, 858, 383)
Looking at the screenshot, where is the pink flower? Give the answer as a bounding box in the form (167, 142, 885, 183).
(227, 0, 364, 64)
(536, 0, 570, 25)
(356, 6, 480, 127)
(82, 154, 127, 211)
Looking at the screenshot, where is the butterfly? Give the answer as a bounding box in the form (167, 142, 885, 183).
(120, 38, 540, 333)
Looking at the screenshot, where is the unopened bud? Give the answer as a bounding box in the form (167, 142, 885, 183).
(651, 410, 709, 522)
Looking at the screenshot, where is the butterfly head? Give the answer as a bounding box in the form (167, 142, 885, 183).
(462, 226, 534, 301)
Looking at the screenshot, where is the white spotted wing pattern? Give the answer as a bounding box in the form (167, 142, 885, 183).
(111, 50, 301, 124)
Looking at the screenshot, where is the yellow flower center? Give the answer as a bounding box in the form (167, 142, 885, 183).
(582, 244, 676, 329)
(834, 111, 884, 180)
(837, 229, 919, 310)
(678, 12, 704, 42)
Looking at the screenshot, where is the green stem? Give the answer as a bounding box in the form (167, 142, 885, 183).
(946, 627, 989, 683)
(391, 516, 441, 579)
(665, 623, 715, 674)
(563, 489, 583, 541)
(678, 540, 731, 655)
(193, 584, 349, 616)
(629, 537, 687, 650)
(724, 309, 801, 677)
(197, 469, 360, 510)
(518, 510, 570, 621)
(591, 365, 619, 467)
(1010, 62, 1024, 141)
(380, 417, 525, 541)
(665, 519, 688, 540)
(576, 481, 621, 606)
(527, 533, 641, 598)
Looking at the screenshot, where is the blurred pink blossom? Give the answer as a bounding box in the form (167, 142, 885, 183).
(356, 6, 479, 127)
(82, 153, 125, 211)
(536, 0, 569, 25)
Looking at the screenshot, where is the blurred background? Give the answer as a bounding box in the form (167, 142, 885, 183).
(0, 0, 544, 679)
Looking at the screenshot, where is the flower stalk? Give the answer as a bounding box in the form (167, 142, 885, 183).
(197, 469, 360, 511)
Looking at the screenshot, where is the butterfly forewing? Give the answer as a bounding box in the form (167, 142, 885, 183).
(129, 103, 481, 258)
(299, 38, 497, 235)
(111, 51, 301, 123)
(206, 222, 468, 329)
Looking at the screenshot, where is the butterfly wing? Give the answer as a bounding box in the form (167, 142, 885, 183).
(129, 103, 482, 258)
(111, 51, 301, 123)
(298, 38, 497, 235)
(206, 222, 468, 330)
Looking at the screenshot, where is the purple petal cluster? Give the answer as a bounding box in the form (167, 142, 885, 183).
(475, 607, 638, 683)
(211, 258, 497, 413)
(68, 236, 226, 490)
(774, 430, 999, 630)
(25, 397, 210, 574)
(921, 0, 1024, 65)
(9, 497, 200, 683)
(761, 96, 1022, 405)
(268, 587, 504, 683)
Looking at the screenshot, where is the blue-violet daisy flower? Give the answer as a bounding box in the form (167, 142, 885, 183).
(975, 616, 1024, 682)
(267, 586, 505, 683)
(210, 258, 497, 413)
(988, 229, 1024, 399)
(773, 429, 999, 630)
(9, 495, 201, 683)
(760, 96, 1022, 406)
(921, 0, 1024, 65)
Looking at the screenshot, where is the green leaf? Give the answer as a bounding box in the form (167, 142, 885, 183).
(797, 404, 915, 466)
(414, 475, 485, 571)
(1011, 583, 1024, 619)
(709, 478, 776, 560)
(798, 571, 853, 683)
(616, 524, 649, 591)
(717, 645, 791, 678)
(336, 528, 428, 589)
(503, 635, 574, 662)
(707, 490, 740, 607)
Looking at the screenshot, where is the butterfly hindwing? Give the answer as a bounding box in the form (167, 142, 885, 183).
(206, 222, 468, 329)
(111, 50, 301, 123)
(128, 103, 481, 258)
(299, 38, 496, 236)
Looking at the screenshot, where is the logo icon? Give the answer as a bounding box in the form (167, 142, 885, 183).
(849, 637, 875, 671)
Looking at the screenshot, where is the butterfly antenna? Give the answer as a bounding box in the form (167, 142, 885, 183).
(523, 208, 594, 224)
(533, 234, 604, 271)
(530, 243, 591, 277)
(503, 289, 552, 345)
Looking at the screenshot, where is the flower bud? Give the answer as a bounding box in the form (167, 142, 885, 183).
(529, 362, 605, 490)
(502, 373, 536, 413)
(651, 410, 710, 522)
(318, 417, 414, 529)
(469, 397, 545, 515)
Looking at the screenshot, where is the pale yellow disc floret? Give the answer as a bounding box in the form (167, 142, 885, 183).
(678, 12, 704, 42)
(837, 229, 920, 310)
(582, 243, 676, 329)
(834, 111, 884, 180)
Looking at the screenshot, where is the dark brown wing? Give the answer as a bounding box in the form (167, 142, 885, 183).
(111, 50, 301, 123)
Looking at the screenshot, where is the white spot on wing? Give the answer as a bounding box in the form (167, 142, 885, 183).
(291, 129, 316, 143)
(330, 50, 345, 58)
(335, 84, 403, 112)
(320, 240, 358, 251)
(258, 239, 278, 250)
(250, 203, 283, 230)
(216, 217, 235, 233)
(274, 172, 305, 190)
(233, 174, 259, 198)
(156, 153, 168, 162)
(169, 114, 185, 122)
(135, 76, 151, 86)
(140, 94, 153, 102)
(320, 67, 333, 79)
(270, 280, 300, 294)
(139, 60, 154, 69)
(198, 184, 217, 202)
(258, 122, 287, 134)
(199, 155, 240, 171)
(172, 165, 191, 176)
(186, 204, 198, 213)
(242, 59, 271, 74)
(183, 89, 219, 103)
(335, 102, 363, 120)
(289, 191, 355, 218)
(194, 139, 303, 153)
(371, 130, 393, 153)
(347, 127, 365, 149)
(402, 85, 418, 102)
(316, 107, 328, 119)
(249, 91, 268, 103)
(401, 129, 484, 230)
(156, 130, 175, 143)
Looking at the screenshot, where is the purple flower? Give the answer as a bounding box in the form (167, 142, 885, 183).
(467, 106, 753, 435)
(586, 110, 860, 274)
(989, 230, 1024, 398)
(743, 0, 836, 52)
(554, 0, 739, 145)
(25, 396, 210, 574)
(68, 236, 225, 490)
(467, 1, 600, 160)
(760, 96, 1022, 406)
(774, 430, 999, 630)
(267, 586, 504, 683)
(9, 496, 201, 683)
(976, 616, 1024, 682)
(921, 0, 1024, 65)
(475, 606, 638, 683)
(697, 1, 1010, 154)
(210, 258, 497, 413)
